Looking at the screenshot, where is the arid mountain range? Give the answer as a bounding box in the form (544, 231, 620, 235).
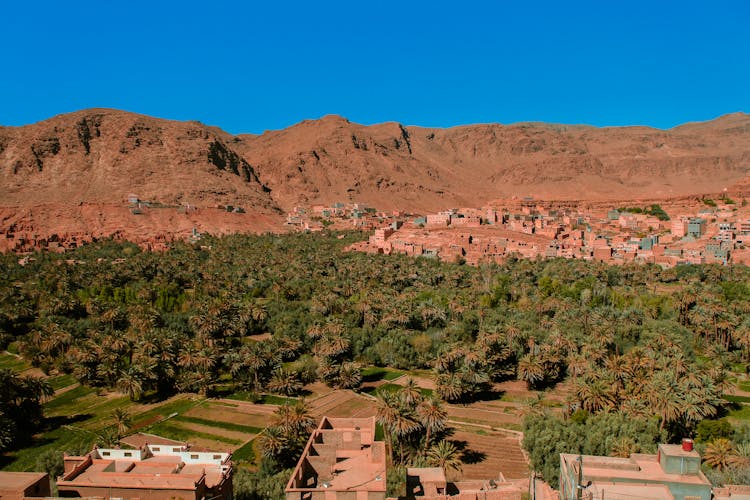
(1, 109, 749, 249)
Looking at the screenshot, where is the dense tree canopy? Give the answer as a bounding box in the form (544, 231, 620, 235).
(0, 369, 52, 451)
(2, 231, 750, 487)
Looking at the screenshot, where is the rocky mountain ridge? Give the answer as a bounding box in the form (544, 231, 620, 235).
(1, 109, 749, 250)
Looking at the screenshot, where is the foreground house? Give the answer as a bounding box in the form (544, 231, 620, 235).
(56, 437, 233, 500)
(0, 471, 51, 500)
(285, 416, 387, 500)
(405, 467, 524, 499)
(559, 443, 711, 500)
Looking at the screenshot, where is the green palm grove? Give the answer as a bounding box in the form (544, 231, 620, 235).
(1, 232, 750, 492)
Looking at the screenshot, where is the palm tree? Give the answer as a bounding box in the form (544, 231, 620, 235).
(289, 400, 316, 436)
(435, 373, 465, 403)
(399, 378, 422, 407)
(314, 333, 350, 358)
(375, 391, 401, 463)
(416, 396, 447, 452)
(117, 368, 143, 401)
(96, 427, 119, 448)
(519, 393, 547, 418)
(427, 440, 463, 476)
(111, 408, 131, 439)
(703, 438, 740, 470)
(517, 354, 545, 388)
(336, 362, 362, 390)
(268, 368, 303, 396)
(646, 371, 683, 430)
(257, 426, 287, 459)
(574, 376, 615, 413)
(610, 437, 637, 458)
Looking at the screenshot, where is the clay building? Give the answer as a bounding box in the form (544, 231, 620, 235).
(0, 472, 51, 500)
(56, 439, 233, 500)
(285, 416, 386, 500)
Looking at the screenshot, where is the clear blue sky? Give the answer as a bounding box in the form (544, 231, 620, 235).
(2, 1, 748, 134)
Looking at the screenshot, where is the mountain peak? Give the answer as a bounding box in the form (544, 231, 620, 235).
(2, 108, 750, 250)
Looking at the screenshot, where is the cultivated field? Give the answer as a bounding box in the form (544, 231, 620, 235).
(309, 390, 378, 419)
(449, 429, 529, 480)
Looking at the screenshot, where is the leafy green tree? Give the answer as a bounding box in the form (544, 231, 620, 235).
(0, 369, 53, 450)
(522, 412, 663, 488)
(696, 419, 733, 443)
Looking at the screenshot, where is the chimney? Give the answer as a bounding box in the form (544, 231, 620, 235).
(682, 438, 694, 452)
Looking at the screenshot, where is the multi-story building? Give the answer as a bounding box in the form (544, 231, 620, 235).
(687, 218, 707, 239)
(285, 416, 386, 500)
(56, 438, 233, 500)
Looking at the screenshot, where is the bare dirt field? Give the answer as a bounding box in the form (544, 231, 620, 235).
(187, 400, 276, 428)
(309, 391, 378, 419)
(174, 421, 251, 443)
(449, 429, 529, 481)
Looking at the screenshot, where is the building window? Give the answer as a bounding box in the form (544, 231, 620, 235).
(173, 448, 181, 452)
(102, 451, 110, 456)
(191, 454, 199, 459)
(213, 454, 221, 459)
(124, 452, 132, 457)
(152, 447, 160, 451)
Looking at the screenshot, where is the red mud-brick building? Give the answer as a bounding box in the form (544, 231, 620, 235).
(56, 438, 233, 500)
(285, 417, 387, 500)
(0, 472, 51, 500)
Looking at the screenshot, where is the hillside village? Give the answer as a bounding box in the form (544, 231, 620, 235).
(285, 197, 750, 267)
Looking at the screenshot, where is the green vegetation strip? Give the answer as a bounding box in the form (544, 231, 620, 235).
(2, 426, 95, 472)
(48, 374, 77, 390)
(361, 366, 405, 381)
(232, 439, 258, 464)
(225, 391, 298, 405)
(130, 397, 202, 429)
(43, 385, 96, 411)
(173, 415, 262, 434)
(0, 353, 31, 371)
(145, 422, 243, 445)
(259, 394, 298, 405)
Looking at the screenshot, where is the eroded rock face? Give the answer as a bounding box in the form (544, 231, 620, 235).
(1, 109, 749, 251)
(235, 112, 750, 212)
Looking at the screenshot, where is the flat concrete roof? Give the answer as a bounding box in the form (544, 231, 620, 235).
(0, 471, 48, 489)
(58, 451, 229, 491)
(561, 453, 710, 487)
(407, 467, 446, 483)
(57, 459, 201, 490)
(659, 443, 701, 459)
(591, 481, 674, 499)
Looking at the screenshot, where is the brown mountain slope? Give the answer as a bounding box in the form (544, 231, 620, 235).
(0, 108, 274, 207)
(236, 112, 750, 212)
(0, 109, 283, 249)
(1, 109, 749, 250)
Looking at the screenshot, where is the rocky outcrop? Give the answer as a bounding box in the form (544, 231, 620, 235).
(1, 109, 749, 251)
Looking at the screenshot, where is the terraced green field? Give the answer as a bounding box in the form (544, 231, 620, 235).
(0, 351, 267, 471)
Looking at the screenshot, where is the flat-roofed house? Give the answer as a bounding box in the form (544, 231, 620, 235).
(559, 442, 711, 500)
(56, 440, 233, 500)
(285, 416, 386, 500)
(0, 471, 51, 500)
